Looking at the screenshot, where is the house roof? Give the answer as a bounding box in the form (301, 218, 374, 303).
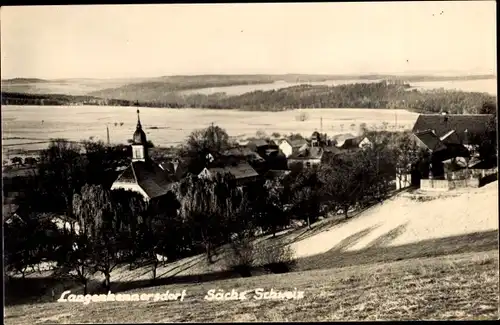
(114, 159, 176, 199)
(159, 160, 188, 181)
(323, 146, 343, 155)
(412, 114, 494, 144)
(281, 138, 308, 148)
(289, 146, 324, 160)
(265, 169, 291, 178)
(249, 139, 274, 148)
(332, 133, 356, 142)
(413, 130, 447, 152)
(439, 130, 456, 141)
(339, 136, 369, 149)
(222, 147, 266, 162)
(3, 203, 19, 220)
(206, 161, 260, 180)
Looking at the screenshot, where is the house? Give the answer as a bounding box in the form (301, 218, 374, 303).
(278, 138, 308, 158)
(159, 158, 190, 181)
(332, 133, 357, 148)
(287, 147, 325, 169)
(411, 130, 470, 180)
(338, 136, 372, 150)
(412, 113, 494, 150)
(412, 130, 448, 153)
(310, 131, 334, 147)
(111, 110, 177, 202)
(198, 160, 260, 186)
(38, 213, 81, 234)
(247, 139, 277, 152)
(223, 146, 266, 164)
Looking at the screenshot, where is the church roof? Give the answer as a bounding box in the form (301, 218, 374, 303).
(114, 160, 176, 199)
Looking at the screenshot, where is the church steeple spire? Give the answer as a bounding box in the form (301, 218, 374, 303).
(136, 109, 142, 130)
(131, 109, 148, 161)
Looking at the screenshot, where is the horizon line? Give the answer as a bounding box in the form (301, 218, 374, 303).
(1, 71, 497, 81)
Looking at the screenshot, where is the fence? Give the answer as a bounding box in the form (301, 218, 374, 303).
(421, 167, 497, 191)
(446, 167, 498, 181)
(420, 178, 480, 191)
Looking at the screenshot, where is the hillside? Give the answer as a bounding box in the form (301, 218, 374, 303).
(4, 183, 499, 322)
(2, 74, 495, 98)
(105, 181, 498, 281)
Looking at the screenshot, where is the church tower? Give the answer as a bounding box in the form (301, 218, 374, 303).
(131, 109, 148, 162)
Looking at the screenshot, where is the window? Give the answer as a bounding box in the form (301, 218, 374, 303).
(133, 146, 144, 160)
(305, 162, 311, 168)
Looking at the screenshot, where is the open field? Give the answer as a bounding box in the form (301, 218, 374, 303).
(0, 78, 145, 96)
(409, 79, 497, 95)
(2, 105, 418, 154)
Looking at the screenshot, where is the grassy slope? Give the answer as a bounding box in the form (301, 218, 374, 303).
(5, 251, 498, 323)
(4, 183, 499, 322)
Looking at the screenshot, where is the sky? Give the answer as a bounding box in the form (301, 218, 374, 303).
(1, 2, 496, 79)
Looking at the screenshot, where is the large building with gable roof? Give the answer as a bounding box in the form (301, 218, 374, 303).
(110, 110, 176, 202)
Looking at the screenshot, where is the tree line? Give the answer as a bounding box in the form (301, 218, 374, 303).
(3, 81, 496, 114)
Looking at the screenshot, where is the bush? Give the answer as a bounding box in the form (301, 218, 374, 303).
(255, 241, 297, 274)
(224, 235, 255, 277)
(295, 112, 309, 122)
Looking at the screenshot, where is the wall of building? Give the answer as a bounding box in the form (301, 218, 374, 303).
(358, 138, 372, 148)
(279, 142, 293, 158)
(287, 158, 321, 169)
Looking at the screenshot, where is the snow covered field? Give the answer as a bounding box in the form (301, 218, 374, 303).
(292, 182, 499, 258)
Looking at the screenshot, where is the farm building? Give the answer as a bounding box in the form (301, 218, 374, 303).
(332, 133, 356, 147)
(247, 139, 277, 152)
(287, 147, 323, 169)
(159, 158, 190, 181)
(337, 136, 373, 150)
(278, 138, 308, 158)
(412, 113, 495, 150)
(198, 160, 260, 186)
(111, 110, 177, 202)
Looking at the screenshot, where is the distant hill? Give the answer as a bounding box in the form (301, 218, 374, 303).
(3, 79, 496, 115)
(2, 74, 496, 98)
(1, 78, 50, 84)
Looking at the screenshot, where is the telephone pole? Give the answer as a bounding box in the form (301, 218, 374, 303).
(320, 117, 323, 133)
(106, 124, 110, 146)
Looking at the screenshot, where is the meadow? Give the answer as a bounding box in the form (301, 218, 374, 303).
(1, 105, 418, 158)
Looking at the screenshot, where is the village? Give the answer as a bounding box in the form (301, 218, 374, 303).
(106, 109, 497, 202)
(3, 108, 497, 274)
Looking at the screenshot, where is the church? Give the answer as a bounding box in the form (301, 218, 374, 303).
(110, 110, 176, 202)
